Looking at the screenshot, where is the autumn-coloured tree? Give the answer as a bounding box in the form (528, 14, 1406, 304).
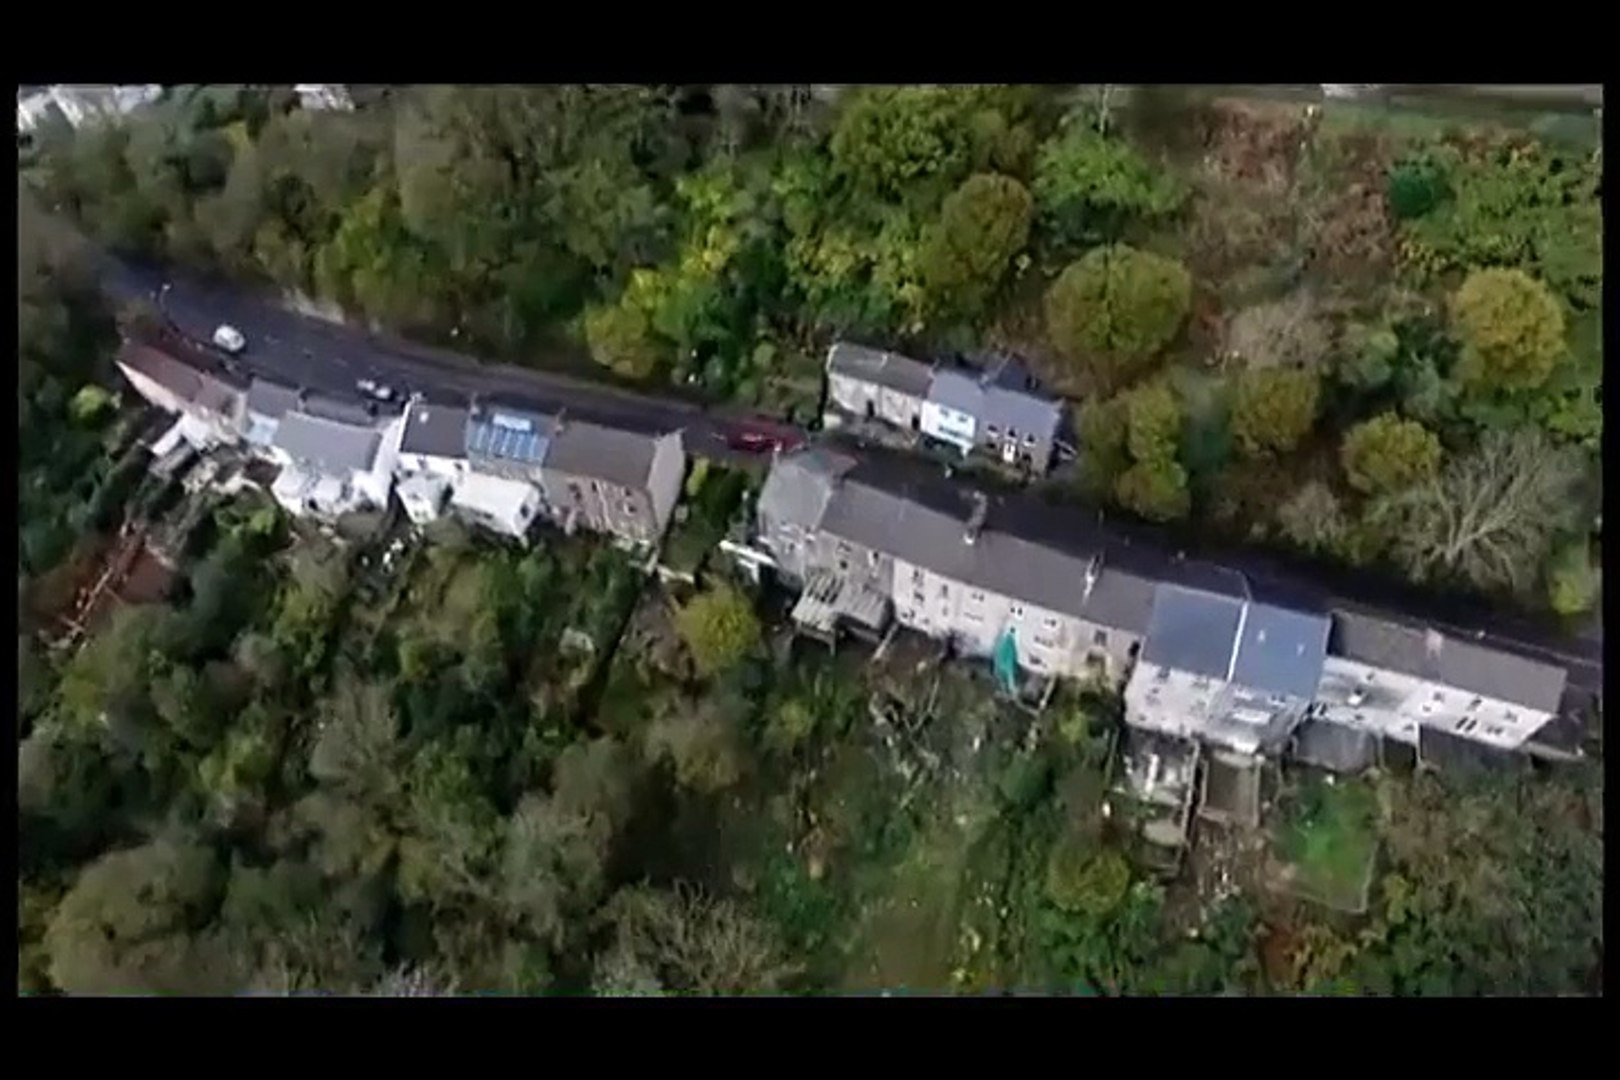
(1044, 244, 1191, 390)
(1450, 268, 1566, 393)
(920, 173, 1033, 321)
(1340, 413, 1442, 497)
(1230, 368, 1320, 458)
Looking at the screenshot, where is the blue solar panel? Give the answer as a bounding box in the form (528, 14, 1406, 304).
(466, 412, 551, 465)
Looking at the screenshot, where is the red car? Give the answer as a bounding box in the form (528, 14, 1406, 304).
(720, 420, 804, 454)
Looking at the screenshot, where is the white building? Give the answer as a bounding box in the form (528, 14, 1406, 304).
(294, 84, 355, 112)
(449, 471, 543, 540)
(25, 85, 163, 132)
(268, 403, 402, 520)
(398, 473, 452, 525)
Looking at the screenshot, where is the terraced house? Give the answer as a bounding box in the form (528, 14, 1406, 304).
(825, 342, 1063, 474)
(754, 448, 1579, 770)
(392, 396, 685, 549)
(757, 448, 1153, 683)
(115, 340, 247, 451)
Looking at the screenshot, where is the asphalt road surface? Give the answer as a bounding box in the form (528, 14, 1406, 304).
(99, 257, 770, 466)
(97, 256, 1602, 703)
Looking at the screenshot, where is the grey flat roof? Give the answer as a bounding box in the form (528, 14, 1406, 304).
(1232, 602, 1331, 700)
(1141, 584, 1244, 680)
(400, 402, 470, 458)
(273, 411, 380, 473)
(827, 342, 934, 398)
(1292, 720, 1378, 774)
(301, 392, 377, 427)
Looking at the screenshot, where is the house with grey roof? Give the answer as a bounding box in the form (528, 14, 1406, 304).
(831, 342, 1064, 474)
(824, 342, 932, 433)
(1124, 571, 1331, 757)
(398, 399, 472, 477)
(244, 377, 301, 449)
(115, 340, 247, 449)
(755, 448, 1151, 682)
(268, 404, 403, 521)
(1310, 606, 1567, 754)
(920, 369, 982, 453)
(539, 419, 685, 549)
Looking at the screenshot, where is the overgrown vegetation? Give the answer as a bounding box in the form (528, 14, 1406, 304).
(18, 85, 1604, 997)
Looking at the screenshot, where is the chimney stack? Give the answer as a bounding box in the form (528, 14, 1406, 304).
(964, 491, 989, 545)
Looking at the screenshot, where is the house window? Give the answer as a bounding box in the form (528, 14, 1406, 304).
(838, 558, 850, 572)
(912, 568, 925, 586)
(912, 590, 925, 605)
(1504, 710, 1518, 724)
(986, 424, 999, 436)
(1467, 696, 1482, 711)
(1092, 629, 1108, 647)
(938, 584, 949, 598)
(1010, 603, 1025, 618)
(971, 590, 985, 603)
(1154, 667, 1169, 684)
(1024, 434, 1036, 446)
(1043, 616, 1058, 631)
(1484, 725, 1505, 737)
(1431, 691, 1444, 703)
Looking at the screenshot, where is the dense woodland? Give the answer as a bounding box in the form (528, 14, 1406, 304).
(16, 85, 1604, 996)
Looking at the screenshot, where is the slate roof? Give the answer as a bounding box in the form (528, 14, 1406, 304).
(1330, 608, 1565, 713)
(246, 377, 301, 421)
(979, 384, 1061, 441)
(301, 392, 377, 427)
(1141, 584, 1244, 680)
(272, 411, 380, 474)
(400, 402, 471, 459)
(1081, 560, 1160, 637)
(827, 342, 934, 398)
(926, 369, 984, 415)
(757, 447, 855, 530)
(1232, 602, 1331, 700)
(544, 421, 663, 490)
(806, 459, 1106, 618)
(466, 406, 551, 465)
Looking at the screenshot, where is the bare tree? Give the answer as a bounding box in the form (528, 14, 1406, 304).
(1370, 429, 1582, 594)
(599, 883, 797, 996)
(1223, 289, 1331, 371)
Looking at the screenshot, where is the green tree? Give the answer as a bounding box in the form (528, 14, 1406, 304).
(1115, 458, 1191, 523)
(645, 703, 745, 795)
(1074, 396, 1130, 499)
(44, 835, 226, 995)
(675, 583, 762, 679)
(919, 173, 1033, 322)
(1122, 380, 1182, 464)
(1545, 539, 1600, 617)
(829, 86, 980, 205)
(1033, 125, 1182, 250)
(1449, 268, 1567, 393)
(1230, 368, 1320, 458)
(1044, 244, 1191, 390)
(1048, 842, 1132, 919)
(1340, 413, 1443, 497)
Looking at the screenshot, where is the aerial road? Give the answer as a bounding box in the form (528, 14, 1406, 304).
(96, 254, 1602, 709)
(98, 256, 793, 467)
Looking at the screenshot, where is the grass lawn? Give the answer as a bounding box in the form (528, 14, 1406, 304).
(1275, 776, 1380, 914)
